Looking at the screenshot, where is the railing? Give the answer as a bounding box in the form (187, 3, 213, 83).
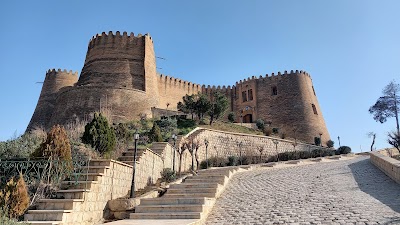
(0, 155, 90, 205)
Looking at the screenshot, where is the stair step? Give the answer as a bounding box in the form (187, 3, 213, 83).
(27, 210, 73, 214)
(140, 197, 211, 206)
(130, 212, 202, 219)
(163, 193, 216, 198)
(38, 199, 84, 203)
(169, 183, 220, 189)
(24, 221, 62, 225)
(56, 189, 90, 193)
(168, 187, 217, 194)
(71, 172, 104, 176)
(184, 178, 226, 184)
(135, 204, 204, 213)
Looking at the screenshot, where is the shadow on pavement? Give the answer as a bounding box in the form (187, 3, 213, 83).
(348, 157, 400, 218)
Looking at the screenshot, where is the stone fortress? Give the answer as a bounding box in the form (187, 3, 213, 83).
(28, 31, 330, 144)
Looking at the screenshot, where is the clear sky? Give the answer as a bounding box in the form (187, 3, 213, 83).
(0, 0, 399, 152)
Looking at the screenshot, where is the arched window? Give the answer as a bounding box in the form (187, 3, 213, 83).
(272, 86, 277, 95)
(248, 89, 253, 101)
(311, 104, 318, 115)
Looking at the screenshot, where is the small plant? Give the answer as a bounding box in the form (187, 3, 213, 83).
(280, 132, 286, 139)
(337, 146, 351, 154)
(227, 156, 238, 166)
(82, 113, 116, 155)
(160, 168, 176, 183)
(32, 124, 72, 160)
(255, 119, 265, 130)
(228, 112, 235, 123)
(0, 174, 30, 219)
(264, 127, 272, 136)
(326, 140, 334, 148)
(272, 128, 279, 134)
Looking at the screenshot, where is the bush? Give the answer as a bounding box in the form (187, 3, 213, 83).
(82, 113, 116, 155)
(264, 127, 272, 136)
(280, 132, 286, 139)
(228, 112, 235, 123)
(177, 118, 196, 129)
(326, 140, 334, 148)
(149, 123, 163, 142)
(272, 128, 279, 134)
(0, 174, 29, 219)
(227, 156, 238, 166)
(337, 146, 352, 154)
(314, 137, 321, 146)
(160, 168, 176, 183)
(32, 125, 71, 160)
(0, 207, 30, 225)
(0, 132, 44, 160)
(255, 119, 265, 130)
(156, 118, 178, 140)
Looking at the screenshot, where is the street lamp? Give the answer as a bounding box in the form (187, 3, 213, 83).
(337, 136, 341, 147)
(319, 133, 323, 146)
(272, 140, 279, 161)
(130, 131, 140, 198)
(204, 139, 209, 168)
(172, 134, 177, 172)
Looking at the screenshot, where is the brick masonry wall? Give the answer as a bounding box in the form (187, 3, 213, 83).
(370, 150, 400, 184)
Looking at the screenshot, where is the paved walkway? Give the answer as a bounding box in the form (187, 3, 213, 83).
(205, 156, 400, 224)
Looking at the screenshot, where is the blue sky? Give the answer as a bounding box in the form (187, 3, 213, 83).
(0, 0, 399, 152)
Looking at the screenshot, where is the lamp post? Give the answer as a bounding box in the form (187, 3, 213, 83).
(273, 140, 279, 161)
(130, 131, 140, 198)
(204, 139, 209, 168)
(337, 136, 341, 147)
(172, 134, 177, 172)
(319, 133, 323, 146)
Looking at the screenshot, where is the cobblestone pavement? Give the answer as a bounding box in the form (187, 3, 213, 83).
(205, 156, 400, 225)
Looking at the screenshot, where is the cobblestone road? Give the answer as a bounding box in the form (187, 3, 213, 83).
(205, 156, 400, 225)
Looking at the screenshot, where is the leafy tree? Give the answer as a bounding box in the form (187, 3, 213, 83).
(195, 94, 211, 120)
(208, 92, 229, 125)
(82, 113, 116, 155)
(149, 123, 163, 142)
(177, 94, 196, 119)
(314, 137, 321, 146)
(337, 146, 352, 154)
(32, 125, 71, 160)
(228, 112, 235, 123)
(369, 80, 400, 135)
(367, 132, 376, 151)
(256, 119, 265, 130)
(326, 140, 334, 148)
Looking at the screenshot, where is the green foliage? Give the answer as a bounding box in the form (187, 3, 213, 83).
(208, 92, 229, 125)
(272, 128, 279, 134)
(227, 156, 238, 166)
(155, 118, 178, 141)
(337, 146, 352, 154)
(0, 207, 30, 225)
(195, 94, 211, 119)
(0, 174, 30, 219)
(0, 133, 43, 160)
(177, 94, 196, 119)
(149, 123, 163, 142)
(160, 168, 176, 183)
(32, 125, 71, 160)
(177, 118, 196, 129)
(228, 112, 235, 123)
(369, 80, 400, 135)
(114, 123, 133, 144)
(255, 119, 265, 130)
(264, 127, 272, 136)
(314, 137, 321, 146)
(326, 140, 334, 148)
(81, 113, 116, 155)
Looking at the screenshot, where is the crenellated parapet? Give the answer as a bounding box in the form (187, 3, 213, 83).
(87, 31, 152, 51)
(45, 69, 79, 77)
(158, 74, 202, 92)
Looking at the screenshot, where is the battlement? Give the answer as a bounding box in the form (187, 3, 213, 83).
(235, 70, 311, 85)
(158, 74, 202, 91)
(87, 31, 152, 49)
(46, 69, 79, 77)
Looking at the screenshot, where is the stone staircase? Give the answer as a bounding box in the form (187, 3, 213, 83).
(130, 166, 249, 223)
(24, 160, 115, 225)
(118, 143, 168, 166)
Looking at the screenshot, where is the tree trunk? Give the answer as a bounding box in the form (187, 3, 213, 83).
(178, 153, 183, 176)
(370, 134, 376, 151)
(394, 93, 399, 135)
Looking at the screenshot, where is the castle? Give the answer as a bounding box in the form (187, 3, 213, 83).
(28, 31, 330, 145)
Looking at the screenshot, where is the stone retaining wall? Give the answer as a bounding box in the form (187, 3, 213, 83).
(370, 149, 400, 184)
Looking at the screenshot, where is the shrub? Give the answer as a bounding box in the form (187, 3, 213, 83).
(255, 119, 265, 130)
(280, 132, 286, 139)
(326, 140, 334, 148)
(227, 156, 238, 166)
(177, 118, 196, 129)
(156, 118, 178, 140)
(0, 174, 30, 219)
(82, 113, 116, 155)
(314, 137, 321, 146)
(149, 123, 163, 142)
(32, 125, 71, 160)
(272, 128, 279, 134)
(337, 146, 352, 154)
(228, 112, 235, 123)
(160, 168, 176, 183)
(264, 127, 272, 136)
(0, 132, 44, 160)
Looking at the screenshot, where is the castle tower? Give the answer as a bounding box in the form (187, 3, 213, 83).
(27, 69, 78, 131)
(47, 32, 160, 128)
(251, 70, 330, 144)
